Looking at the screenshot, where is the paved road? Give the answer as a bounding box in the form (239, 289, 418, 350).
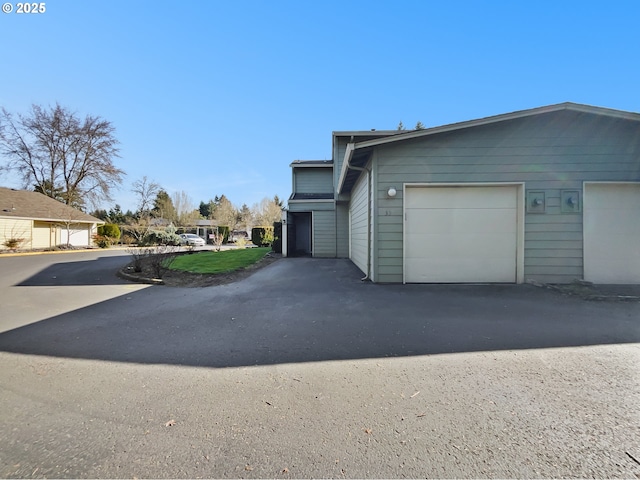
(0, 249, 148, 333)
(0, 253, 639, 478)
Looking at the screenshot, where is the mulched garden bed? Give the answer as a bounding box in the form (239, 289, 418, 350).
(119, 251, 281, 287)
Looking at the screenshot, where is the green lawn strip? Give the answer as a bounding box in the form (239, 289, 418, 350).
(168, 247, 270, 274)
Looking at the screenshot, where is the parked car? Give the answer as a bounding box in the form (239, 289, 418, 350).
(179, 233, 205, 247)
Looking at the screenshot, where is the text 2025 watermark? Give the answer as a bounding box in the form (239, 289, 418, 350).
(2, 3, 46, 14)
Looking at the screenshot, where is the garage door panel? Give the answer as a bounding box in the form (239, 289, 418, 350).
(587, 234, 637, 258)
(584, 183, 640, 284)
(584, 209, 640, 234)
(588, 185, 639, 208)
(32, 225, 52, 249)
(405, 187, 517, 209)
(60, 226, 90, 247)
(406, 258, 515, 283)
(406, 234, 515, 259)
(406, 209, 516, 234)
(405, 186, 518, 283)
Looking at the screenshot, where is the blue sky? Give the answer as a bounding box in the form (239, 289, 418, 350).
(1, 0, 639, 212)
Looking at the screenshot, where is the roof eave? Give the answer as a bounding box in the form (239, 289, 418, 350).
(350, 102, 640, 150)
(0, 214, 102, 223)
(289, 161, 333, 168)
(337, 143, 355, 194)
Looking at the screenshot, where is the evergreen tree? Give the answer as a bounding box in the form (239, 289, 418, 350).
(152, 190, 177, 223)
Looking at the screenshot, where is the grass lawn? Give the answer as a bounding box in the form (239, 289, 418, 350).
(168, 247, 271, 274)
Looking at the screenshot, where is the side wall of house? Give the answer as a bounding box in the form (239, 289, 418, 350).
(349, 168, 370, 275)
(287, 201, 336, 257)
(0, 218, 33, 250)
(294, 168, 334, 194)
(335, 203, 350, 258)
(313, 210, 337, 257)
(373, 110, 640, 283)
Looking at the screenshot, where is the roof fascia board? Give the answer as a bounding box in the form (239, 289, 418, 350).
(332, 130, 400, 137)
(0, 215, 100, 223)
(290, 163, 333, 168)
(337, 142, 355, 195)
(351, 102, 640, 151)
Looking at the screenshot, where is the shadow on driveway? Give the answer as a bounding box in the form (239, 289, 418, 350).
(15, 254, 130, 286)
(0, 258, 638, 368)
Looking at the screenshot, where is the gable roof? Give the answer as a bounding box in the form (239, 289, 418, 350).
(0, 187, 103, 223)
(353, 102, 640, 150)
(338, 102, 640, 193)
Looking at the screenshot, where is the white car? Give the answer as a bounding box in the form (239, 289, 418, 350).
(179, 233, 206, 247)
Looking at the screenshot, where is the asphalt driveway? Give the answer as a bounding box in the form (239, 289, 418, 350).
(0, 256, 639, 478)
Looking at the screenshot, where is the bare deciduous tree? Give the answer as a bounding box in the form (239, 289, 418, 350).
(0, 104, 124, 209)
(172, 190, 199, 226)
(252, 196, 283, 226)
(132, 176, 161, 215)
(213, 195, 239, 230)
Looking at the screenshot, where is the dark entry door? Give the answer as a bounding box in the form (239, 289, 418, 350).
(288, 212, 312, 256)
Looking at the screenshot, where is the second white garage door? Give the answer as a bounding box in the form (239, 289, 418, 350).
(404, 185, 519, 283)
(60, 225, 91, 247)
(584, 183, 640, 284)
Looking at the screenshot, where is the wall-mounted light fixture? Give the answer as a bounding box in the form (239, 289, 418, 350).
(387, 187, 397, 197)
(526, 190, 546, 213)
(561, 190, 581, 213)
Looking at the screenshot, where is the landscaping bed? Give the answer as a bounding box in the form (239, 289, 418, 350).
(120, 247, 279, 287)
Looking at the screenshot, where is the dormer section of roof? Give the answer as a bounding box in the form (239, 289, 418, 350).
(289, 160, 334, 202)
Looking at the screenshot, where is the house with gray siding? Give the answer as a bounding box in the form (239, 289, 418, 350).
(284, 102, 640, 284)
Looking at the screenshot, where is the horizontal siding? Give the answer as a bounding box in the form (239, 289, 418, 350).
(0, 218, 32, 250)
(313, 211, 336, 258)
(525, 248, 582, 258)
(373, 110, 640, 283)
(525, 232, 583, 241)
(350, 172, 369, 274)
(525, 266, 583, 276)
(336, 204, 349, 258)
(294, 168, 333, 194)
(378, 160, 640, 174)
(379, 172, 636, 184)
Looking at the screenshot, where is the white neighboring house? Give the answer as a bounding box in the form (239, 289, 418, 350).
(0, 187, 103, 251)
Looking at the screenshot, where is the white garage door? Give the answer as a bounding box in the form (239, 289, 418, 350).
(60, 225, 91, 247)
(405, 186, 518, 283)
(584, 183, 640, 284)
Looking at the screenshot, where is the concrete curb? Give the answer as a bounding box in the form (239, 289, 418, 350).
(0, 247, 130, 257)
(117, 267, 164, 285)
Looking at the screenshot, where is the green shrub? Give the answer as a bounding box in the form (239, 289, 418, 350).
(143, 228, 182, 246)
(272, 222, 282, 253)
(97, 223, 121, 241)
(216, 226, 230, 244)
(251, 226, 274, 247)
